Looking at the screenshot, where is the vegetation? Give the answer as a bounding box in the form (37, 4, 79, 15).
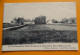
(34, 16, 46, 24)
(3, 24, 77, 45)
(3, 16, 77, 28)
(11, 17, 25, 25)
(60, 18, 68, 23)
(52, 19, 58, 23)
(3, 17, 25, 28)
(59, 18, 76, 24)
(3, 23, 19, 28)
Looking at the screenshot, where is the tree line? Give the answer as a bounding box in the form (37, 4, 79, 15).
(52, 18, 76, 24)
(11, 16, 76, 25)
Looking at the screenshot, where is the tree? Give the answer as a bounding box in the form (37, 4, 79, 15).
(60, 18, 68, 23)
(52, 19, 58, 23)
(13, 17, 17, 23)
(11, 17, 25, 25)
(34, 16, 46, 24)
(17, 17, 24, 25)
(69, 18, 76, 24)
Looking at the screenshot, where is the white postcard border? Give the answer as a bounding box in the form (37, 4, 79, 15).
(2, 43, 78, 51)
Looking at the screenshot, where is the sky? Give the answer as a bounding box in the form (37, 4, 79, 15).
(3, 2, 76, 23)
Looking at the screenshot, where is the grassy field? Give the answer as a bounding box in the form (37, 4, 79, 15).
(3, 23, 19, 28)
(2, 24, 78, 45)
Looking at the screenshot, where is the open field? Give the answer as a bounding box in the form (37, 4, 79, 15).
(17, 24, 77, 31)
(2, 24, 77, 45)
(3, 23, 19, 28)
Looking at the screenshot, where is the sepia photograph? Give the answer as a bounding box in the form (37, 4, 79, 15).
(2, 2, 78, 51)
